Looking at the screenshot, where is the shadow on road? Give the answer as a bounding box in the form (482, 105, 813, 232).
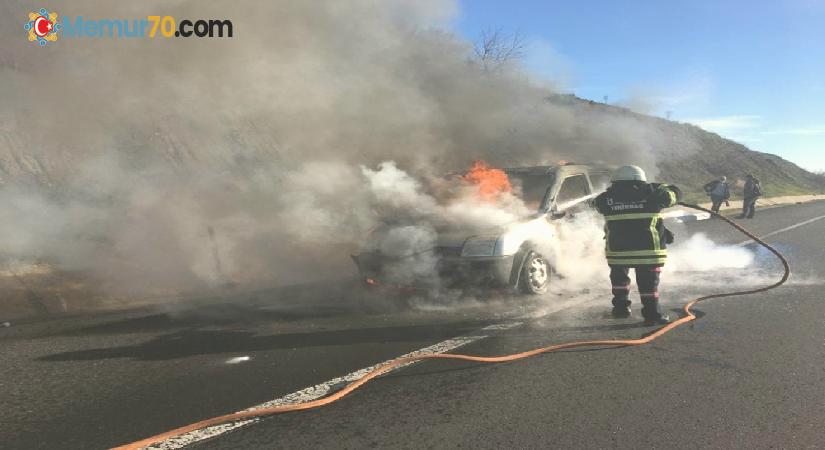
(38, 320, 492, 362)
(47, 303, 359, 337)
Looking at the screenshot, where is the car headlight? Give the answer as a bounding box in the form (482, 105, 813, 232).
(461, 236, 498, 257)
(494, 232, 523, 256)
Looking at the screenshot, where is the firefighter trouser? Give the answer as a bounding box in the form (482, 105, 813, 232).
(610, 265, 663, 319)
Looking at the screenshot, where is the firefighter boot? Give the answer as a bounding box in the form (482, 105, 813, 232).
(609, 267, 632, 318)
(611, 297, 632, 318)
(641, 295, 669, 325)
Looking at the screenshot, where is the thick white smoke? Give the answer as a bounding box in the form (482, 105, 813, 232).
(544, 212, 758, 291)
(0, 1, 701, 304)
(666, 234, 754, 272)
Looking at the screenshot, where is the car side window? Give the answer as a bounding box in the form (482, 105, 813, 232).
(588, 172, 611, 192)
(556, 174, 590, 204)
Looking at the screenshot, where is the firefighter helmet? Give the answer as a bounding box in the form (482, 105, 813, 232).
(612, 165, 647, 182)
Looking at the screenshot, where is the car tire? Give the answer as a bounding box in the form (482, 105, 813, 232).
(517, 251, 550, 295)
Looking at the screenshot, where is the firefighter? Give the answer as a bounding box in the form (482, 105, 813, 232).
(594, 165, 683, 325)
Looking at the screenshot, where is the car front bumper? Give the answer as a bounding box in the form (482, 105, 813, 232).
(351, 251, 518, 288)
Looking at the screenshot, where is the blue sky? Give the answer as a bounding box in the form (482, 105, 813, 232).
(454, 0, 825, 171)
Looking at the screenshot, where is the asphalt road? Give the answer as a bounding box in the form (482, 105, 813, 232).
(2, 201, 824, 449)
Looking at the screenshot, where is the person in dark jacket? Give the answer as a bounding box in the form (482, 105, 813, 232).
(703, 176, 730, 214)
(737, 174, 762, 219)
(594, 165, 683, 325)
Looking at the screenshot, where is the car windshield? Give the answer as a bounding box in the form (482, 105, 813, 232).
(507, 172, 555, 211)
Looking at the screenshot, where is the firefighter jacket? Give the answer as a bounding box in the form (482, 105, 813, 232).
(594, 181, 682, 266)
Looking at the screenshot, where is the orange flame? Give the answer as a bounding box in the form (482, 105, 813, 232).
(462, 160, 512, 201)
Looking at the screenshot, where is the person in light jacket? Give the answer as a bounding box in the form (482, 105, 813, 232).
(703, 176, 730, 214)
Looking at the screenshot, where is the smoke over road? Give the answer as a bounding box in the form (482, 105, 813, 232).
(0, 1, 701, 300)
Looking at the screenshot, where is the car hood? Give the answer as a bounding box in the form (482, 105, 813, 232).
(359, 214, 552, 255)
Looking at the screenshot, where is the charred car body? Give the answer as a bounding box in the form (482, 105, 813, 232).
(352, 163, 613, 295)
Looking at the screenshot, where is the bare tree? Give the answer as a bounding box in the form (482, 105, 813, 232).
(472, 27, 526, 71)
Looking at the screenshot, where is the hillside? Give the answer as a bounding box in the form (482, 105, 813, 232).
(658, 128, 825, 203)
(547, 94, 825, 203)
(3, 96, 824, 204)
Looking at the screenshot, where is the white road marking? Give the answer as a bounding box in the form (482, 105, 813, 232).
(225, 356, 251, 365)
(663, 209, 711, 223)
(148, 321, 523, 449)
(735, 214, 825, 247)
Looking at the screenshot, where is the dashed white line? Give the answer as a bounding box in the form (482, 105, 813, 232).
(148, 321, 523, 449)
(224, 356, 251, 365)
(735, 214, 825, 247)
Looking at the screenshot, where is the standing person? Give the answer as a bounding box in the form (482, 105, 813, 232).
(703, 176, 731, 214)
(594, 165, 683, 325)
(738, 174, 762, 219)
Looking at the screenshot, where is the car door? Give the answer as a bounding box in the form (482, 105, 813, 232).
(552, 174, 592, 212)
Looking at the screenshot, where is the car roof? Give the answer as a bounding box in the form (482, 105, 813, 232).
(504, 163, 614, 175)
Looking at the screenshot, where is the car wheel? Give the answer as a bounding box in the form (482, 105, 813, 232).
(518, 251, 550, 295)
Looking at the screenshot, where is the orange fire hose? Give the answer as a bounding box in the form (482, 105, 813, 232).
(113, 203, 790, 450)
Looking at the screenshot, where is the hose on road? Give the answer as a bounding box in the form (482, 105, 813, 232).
(113, 203, 790, 450)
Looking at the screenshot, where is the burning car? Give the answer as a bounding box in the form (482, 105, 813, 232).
(352, 162, 614, 295)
